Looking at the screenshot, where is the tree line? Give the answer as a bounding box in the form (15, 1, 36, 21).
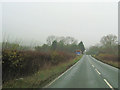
(2, 35, 85, 82)
(86, 34, 119, 68)
(35, 35, 85, 54)
(86, 34, 118, 56)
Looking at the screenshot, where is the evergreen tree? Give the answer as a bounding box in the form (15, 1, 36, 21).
(78, 41, 85, 54)
(51, 40, 57, 51)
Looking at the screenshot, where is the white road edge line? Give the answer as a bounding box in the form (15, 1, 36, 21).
(92, 65, 94, 67)
(95, 69, 101, 75)
(44, 58, 82, 88)
(104, 79, 114, 90)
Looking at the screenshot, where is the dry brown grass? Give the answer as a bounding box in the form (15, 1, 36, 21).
(95, 54, 119, 69)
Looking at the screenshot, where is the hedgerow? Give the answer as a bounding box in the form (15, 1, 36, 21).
(2, 49, 75, 83)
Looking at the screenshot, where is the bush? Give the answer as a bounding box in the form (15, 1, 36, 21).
(2, 49, 75, 83)
(96, 53, 118, 61)
(2, 50, 24, 82)
(50, 51, 74, 64)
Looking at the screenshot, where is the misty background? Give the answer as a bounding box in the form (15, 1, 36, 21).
(1, 2, 118, 48)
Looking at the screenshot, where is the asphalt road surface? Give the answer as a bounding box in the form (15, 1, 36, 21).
(46, 55, 118, 89)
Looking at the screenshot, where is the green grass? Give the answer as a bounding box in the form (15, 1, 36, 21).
(3, 55, 82, 88)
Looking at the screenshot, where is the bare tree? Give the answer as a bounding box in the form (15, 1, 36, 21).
(64, 36, 77, 45)
(46, 35, 56, 46)
(100, 34, 117, 47)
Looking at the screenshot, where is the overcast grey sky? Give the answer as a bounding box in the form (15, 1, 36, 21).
(1, 2, 118, 48)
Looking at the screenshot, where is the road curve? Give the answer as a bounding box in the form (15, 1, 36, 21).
(46, 55, 118, 89)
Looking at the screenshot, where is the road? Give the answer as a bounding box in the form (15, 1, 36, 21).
(45, 55, 118, 89)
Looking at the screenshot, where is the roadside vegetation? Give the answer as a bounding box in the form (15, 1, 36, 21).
(3, 55, 82, 88)
(2, 35, 85, 88)
(86, 34, 119, 69)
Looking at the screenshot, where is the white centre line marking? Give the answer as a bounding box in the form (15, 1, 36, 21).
(92, 65, 94, 67)
(95, 69, 101, 75)
(104, 79, 114, 90)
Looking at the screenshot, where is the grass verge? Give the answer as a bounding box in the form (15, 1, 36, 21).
(3, 55, 82, 88)
(92, 55, 120, 69)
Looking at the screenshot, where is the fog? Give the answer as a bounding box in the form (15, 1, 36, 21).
(1, 2, 118, 48)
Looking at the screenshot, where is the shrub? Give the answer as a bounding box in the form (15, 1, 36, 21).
(96, 53, 118, 61)
(2, 50, 75, 83)
(2, 49, 24, 82)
